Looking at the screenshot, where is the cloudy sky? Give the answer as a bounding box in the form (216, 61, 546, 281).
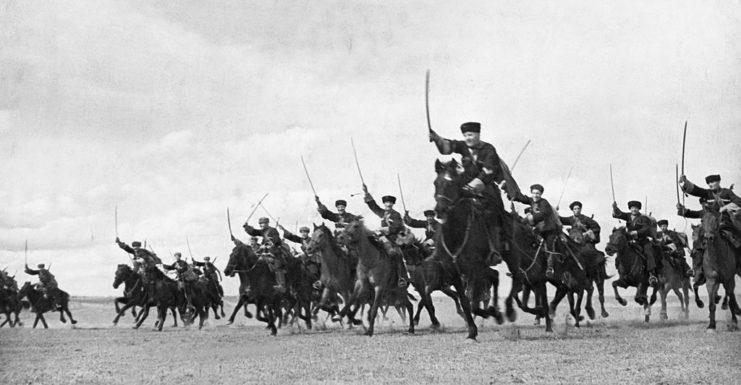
(1, 1, 740, 296)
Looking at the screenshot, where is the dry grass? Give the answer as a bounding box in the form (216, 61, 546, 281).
(1, 295, 739, 385)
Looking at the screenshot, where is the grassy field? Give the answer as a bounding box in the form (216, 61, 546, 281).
(1, 295, 739, 385)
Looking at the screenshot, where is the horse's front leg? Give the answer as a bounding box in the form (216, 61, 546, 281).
(451, 273, 477, 340)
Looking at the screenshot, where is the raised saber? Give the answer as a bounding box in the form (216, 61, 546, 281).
(675, 164, 681, 205)
(226, 207, 233, 237)
(114, 206, 119, 238)
(300, 155, 318, 197)
(259, 202, 278, 223)
(350, 138, 366, 186)
(681, 121, 687, 176)
(556, 167, 573, 210)
(510, 139, 531, 173)
(186, 236, 194, 260)
(24, 240, 28, 266)
(609, 163, 616, 203)
(397, 173, 408, 212)
(245, 193, 269, 223)
(425, 69, 433, 141)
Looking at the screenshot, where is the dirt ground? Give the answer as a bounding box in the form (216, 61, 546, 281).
(1, 294, 739, 385)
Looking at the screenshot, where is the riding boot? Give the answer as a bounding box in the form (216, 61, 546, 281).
(545, 252, 555, 279)
(486, 227, 504, 266)
(273, 270, 287, 293)
(397, 259, 409, 288)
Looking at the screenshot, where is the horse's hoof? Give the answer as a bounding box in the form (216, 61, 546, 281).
(721, 303, 729, 311)
(705, 327, 716, 333)
(351, 319, 363, 326)
(533, 317, 541, 326)
(407, 329, 415, 334)
(71, 320, 77, 325)
(586, 308, 596, 320)
(430, 323, 441, 330)
(464, 337, 478, 343)
(601, 311, 609, 318)
(506, 308, 517, 323)
(617, 298, 627, 307)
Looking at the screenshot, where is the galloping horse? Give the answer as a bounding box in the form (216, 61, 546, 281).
(224, 242, 257, 324)
(652, 249, 691, 321)
(224, 241, 281, 335)
(605, 227, 653, 322)
(0, 272, 23, 327)
(700, 209, 739, 331)
(566, 227, 611, 319)
(111, 264, 178, 327)
(337, 219, 415, 336)
(305, 224, 359, 324)
(18, 281, 77, 328)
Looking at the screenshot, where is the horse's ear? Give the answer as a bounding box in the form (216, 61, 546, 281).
(313, 223, 318, 229)
(612, 227, 616, 232)
(435, 159, 443, 173)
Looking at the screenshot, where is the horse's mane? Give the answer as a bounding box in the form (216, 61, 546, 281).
(318, 224, 346, 258)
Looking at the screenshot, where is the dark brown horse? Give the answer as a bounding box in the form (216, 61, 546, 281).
(605, 227, 653, 322)
(223, 242, 281, 335)
(337, 219, 415, 336)
(700, 209, 739, 331)
(112, 264, 178, 327)
(0, 273, 23, 327)
(18, 282, 77, 328)
(566, 227, 611, 319)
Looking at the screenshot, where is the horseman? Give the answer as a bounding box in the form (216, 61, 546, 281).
(116, 238, 162, 298)
(511, 184, 564, 278)
(656, 219, 693, 278)
(404, 209, 440, 253)
(680, 174, 741, 248)
(677, 197, 717, 283)
(559, 201, 601, 246)
(193, 256, 223, 298)
(24, 263, 58, 308)
(429, 122, 520, 265)
(316, 198, 360, 236)
(278, 225, 318, 263)
(612, 201, 658, 285)
(163, 252, 198, 306)
(243, 217, 287, 293)
(362, 186, 409, 288)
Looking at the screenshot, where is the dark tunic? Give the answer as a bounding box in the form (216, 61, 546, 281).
(24, 267, 58, 290)
(317, 204, 359, 232)
(364, 195, 404, 241)
(513, 193, 561, 234)
(405, 216, 440, 241)
(682, 179, 741, 207)
(283, 230, 310, 254)
(117, 242, 162, 267)
(560, 213, 601, 243)
(244, 226, 282, 247)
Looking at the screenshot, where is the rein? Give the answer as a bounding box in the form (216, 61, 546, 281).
(439, 204, 474, 261)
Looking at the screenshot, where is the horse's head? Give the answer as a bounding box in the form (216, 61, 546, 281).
(113, 264, 133, 289)
(224, 243, 256, 277)
(18, 281, 32, 298)
(604, 227, 627, 256)
(337, 219, 365, 245)
(306, 223, 330, 255)
(701, 210, 721, 241)
(433, 159, 464, 221)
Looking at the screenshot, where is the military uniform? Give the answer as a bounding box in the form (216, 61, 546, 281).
(681, 174, 741, 247)
(404, 210, 440, 241)
(244, 218, 286, 292)
(364, 192, 409, 286)
(282, 227, 319, 263)
(559, 201, 601, 244)
(612, 201, 657, 282)
(116, 239, 162, 299)
(513, 184, 563, 275)
(193, 257, 223, 298)
(24, 264, 58, 301)
(656, 220, 692, 277)
(317, 199, 360, 236)
(430, 122, 521, 262)
(678, 199, 717, 282)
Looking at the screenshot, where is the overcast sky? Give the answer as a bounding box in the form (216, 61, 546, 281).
(1, 1, 740, 296)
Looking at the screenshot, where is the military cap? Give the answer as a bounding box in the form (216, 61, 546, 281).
(335, 199, 347, 207)
(569, 201, 582, 210)
(174, 252, 182, 257)
(37, 263, 45, 269)
(423, 210, 435, 217)
(382, 195, 397, 204)
(657, 219, 668, 227)
(530, 184, 544, 193)
(258, 217, 269, 224)
(204, 256, 211, 261)
(132, 241, 142, 247)
(299, 226, 310, 232)
(460, 122, 481, 134)
(705, 174, 721, 184)
(628, 200, 642, 209)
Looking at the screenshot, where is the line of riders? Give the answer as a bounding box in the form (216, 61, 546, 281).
(2, 121, 739, 330)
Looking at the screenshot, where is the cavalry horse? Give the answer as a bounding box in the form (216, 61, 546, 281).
(224, 241, 282, 335)
(699, 209, 740, 331)
(605, 227, 655, 322)
(337, 219, 415, 336)
(112, 264, 178, 327)
(565, 227, 611, 319)
(651, 248, 691, 321)
(305, 224, 360, 325)
(132, 267, 209, 331)
(18, 281, 77, 328)
(0, 272, 23, 327)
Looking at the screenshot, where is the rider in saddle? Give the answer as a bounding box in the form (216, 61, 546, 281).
(193, 256, 223, 297)
(243, 217, 287, 293)
(24, 263, 58, 308)
(404, 209, 440, 254)
(511, 184, 564, 278)
(680, 174, 741, 248)
(677, 197, 719, 283)
(429, 121, 520, 266)
(612, 200, 659, 286)
(163, 252, 198, 306)
(279, 225, 322, 289)
(363, 186, 410, 288)
(559, 201, 601, 247)
(656, 219, 693, 278)
(116, 238, 162, 298)
(316, 198, 361, 237)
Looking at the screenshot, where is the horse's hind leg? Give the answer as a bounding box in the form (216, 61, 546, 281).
(405, 296, 415, 334)
(723, 282, 739, 331)
(228, 295, 247, 325)
(706, 278, 719, 331)
(596, 277, 609, 318)
(612, 279, 629, 306)
(424, 286, 441, 328)
(659, 287, 669, 321)
(134, 305, 151, 329)
(64, 306, 77, 325)
(585, 285, 596, 320)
